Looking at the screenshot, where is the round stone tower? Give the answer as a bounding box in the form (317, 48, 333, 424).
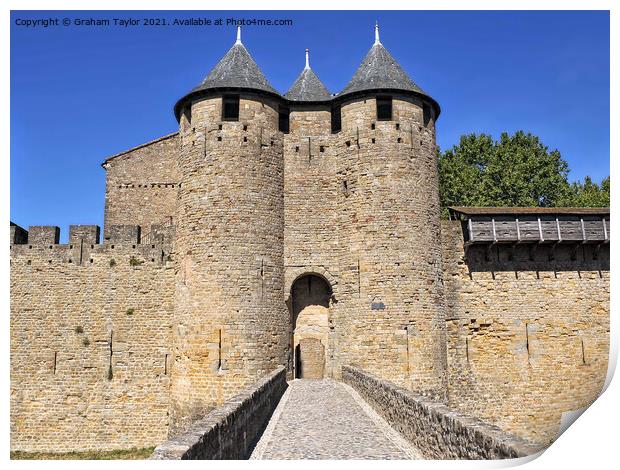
(333, 25, 447, 397)
(170, 28, 288, 430)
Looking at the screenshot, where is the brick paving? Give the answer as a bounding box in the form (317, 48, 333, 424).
(250, 379, 420, 460)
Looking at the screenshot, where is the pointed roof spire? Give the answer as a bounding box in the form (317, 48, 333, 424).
(174, 27, 280, 119)
(285, 48, 331, 101)
(339, 24, 430, 99)
(191, 36, 277, 95)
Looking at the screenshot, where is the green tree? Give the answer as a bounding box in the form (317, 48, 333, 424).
(438, 131, 609, 214)
(562, 176, 610, 207)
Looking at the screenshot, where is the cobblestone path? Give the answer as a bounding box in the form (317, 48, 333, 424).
(250, 379, 420, 460)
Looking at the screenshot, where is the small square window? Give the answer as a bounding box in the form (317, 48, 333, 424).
(331, 105, 342, 133)
(376, 96, 392, 121)
(279, 107, 290, 134)
(222, 95, 240, 121)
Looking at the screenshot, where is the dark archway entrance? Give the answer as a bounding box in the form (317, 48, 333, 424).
(290, 274, 332, 379)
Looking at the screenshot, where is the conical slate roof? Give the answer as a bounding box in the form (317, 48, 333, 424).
(285, 50, 331, 101)
(190, 38, 278, 95)
(339, 26, 428, 98)
(174, 28, 280, 120)
(285, 68, 331, 101)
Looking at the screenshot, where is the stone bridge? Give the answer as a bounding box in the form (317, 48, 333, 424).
(151, 366, 543, 460)
(250, 379, 419, 459)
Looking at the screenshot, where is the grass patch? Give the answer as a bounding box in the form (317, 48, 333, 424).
(11, 447, 155, 460)
(129, 256, 143, 267)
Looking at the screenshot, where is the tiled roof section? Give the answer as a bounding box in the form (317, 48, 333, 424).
(191, 42, 279, 95)
(339, 43, 427, 97)
(285, 68, 331, 101)
(449, 206, 610, 216)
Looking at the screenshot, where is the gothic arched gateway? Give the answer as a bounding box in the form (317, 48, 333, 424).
(290, 274, 332, 379)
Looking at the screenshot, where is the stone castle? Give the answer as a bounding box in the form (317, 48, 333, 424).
(10, 26, 609, 455)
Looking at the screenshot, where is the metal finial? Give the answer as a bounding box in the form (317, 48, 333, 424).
(305, 48, 310, 70)
(374, 21, 381, 45)
(235, 26, 242, 44)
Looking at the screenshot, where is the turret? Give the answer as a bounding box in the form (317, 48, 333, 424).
(284, 48, 332, 136)
(332, 23, 447, 397)
(171, 27, 288, 430)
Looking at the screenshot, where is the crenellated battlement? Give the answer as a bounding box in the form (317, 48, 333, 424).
(10, 223, 175, 246)
(10, 222, 175, 268)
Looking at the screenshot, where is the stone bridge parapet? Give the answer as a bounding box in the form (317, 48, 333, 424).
(151, 366, 287, 460)
(342, 365, 544, 459)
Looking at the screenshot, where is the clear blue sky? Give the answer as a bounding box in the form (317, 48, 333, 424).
(10, 10, 610, 239)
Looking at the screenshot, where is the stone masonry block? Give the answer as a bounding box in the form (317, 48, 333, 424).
(69, 225, 101, 244)
(105, 225, 140, 244)
(10, 223, 28, 244)
(28, 226, 60, 244)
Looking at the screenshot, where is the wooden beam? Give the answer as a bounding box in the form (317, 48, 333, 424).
(491, 217, 498, 243)
(468, 218, 474, 242)
(580, 217, 587, 242)
(603, 217, 608, 241)
(537, 217, 544, 242)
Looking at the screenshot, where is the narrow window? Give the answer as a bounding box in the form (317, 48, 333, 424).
(217, 329, 222, 371)
(331, 105, 341, 133)
(423, 103, 432, 127)
(376, 96, 392, 121)
(278, 106, 290, 134)
(222, 95, 240, 121)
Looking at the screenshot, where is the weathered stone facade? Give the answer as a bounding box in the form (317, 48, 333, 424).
(10, 235, 175, 452)
(442, 220, 609, 444)
(102, 132, 180, 238)
(10, 28, 609, 455)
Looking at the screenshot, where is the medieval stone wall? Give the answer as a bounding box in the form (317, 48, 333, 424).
(102, 133, 180, 239)
(441, 219, 609, 445)
(171, 95, 289, 432)
(10, 89, 610, 455)
(10, 230, 175, 452)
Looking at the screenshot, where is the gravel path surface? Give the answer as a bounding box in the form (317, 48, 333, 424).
(250, 379, 420, 460)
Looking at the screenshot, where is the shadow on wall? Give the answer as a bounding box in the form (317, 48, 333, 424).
(290, 274, 332, 379)
(458, 230, 610, 274)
